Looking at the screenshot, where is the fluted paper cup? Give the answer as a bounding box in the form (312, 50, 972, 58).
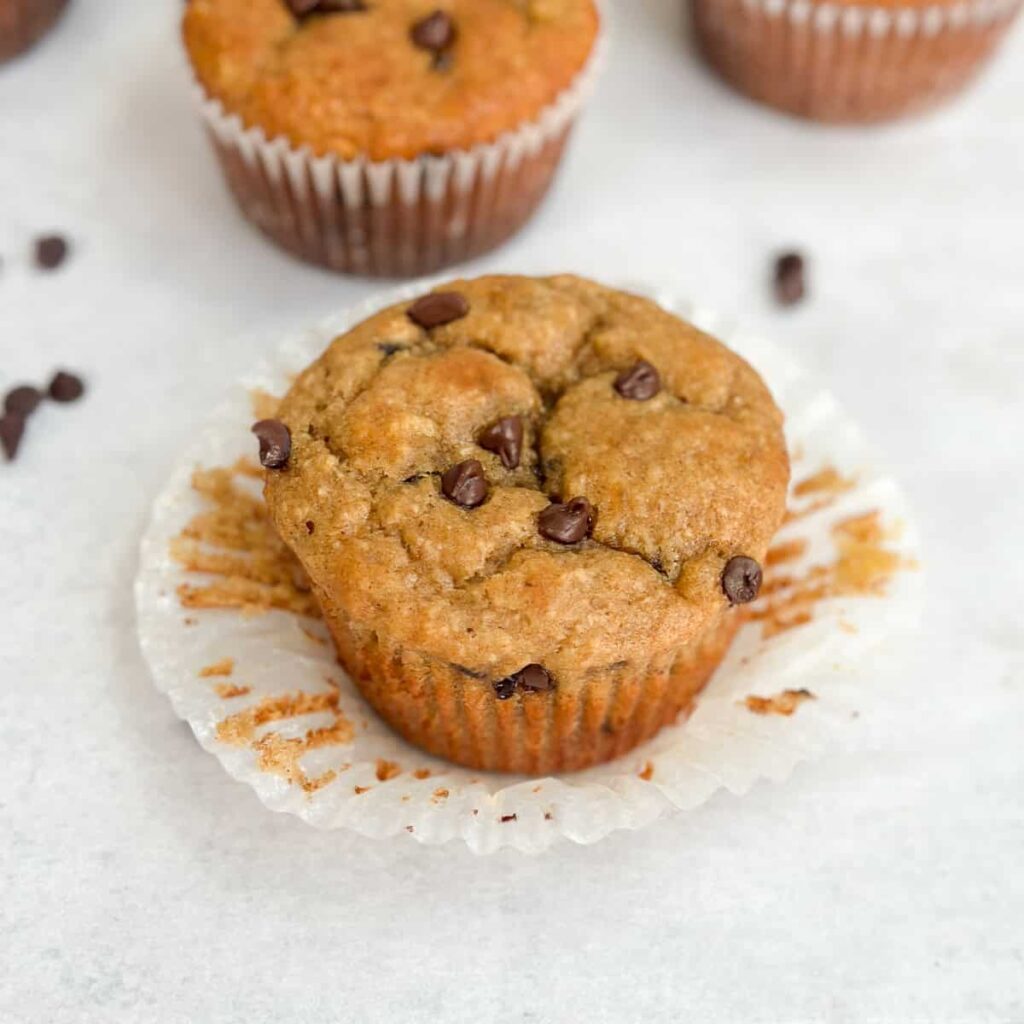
(691, 0, 1022, 122)
(135, 279, 921, 854)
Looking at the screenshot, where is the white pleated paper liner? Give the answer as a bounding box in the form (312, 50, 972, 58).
(135, 279, 921, 854)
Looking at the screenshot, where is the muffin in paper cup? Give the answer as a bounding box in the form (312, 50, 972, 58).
(182, 0, 606, 277)
(0, 0, 68, 62)
(690, 0, 1022, 123)
(135, 277, 921, 852)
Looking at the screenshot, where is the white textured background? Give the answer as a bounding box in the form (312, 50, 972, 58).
(1, 1, 1022, 1021)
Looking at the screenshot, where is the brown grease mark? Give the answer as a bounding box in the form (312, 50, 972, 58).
(214, 683, 251, 699)
(544, 812, 553, 821)
(743, 689, 816, 717)
(531, 785, 542, 793)
(184, 618, 197, 626)
(171, 464, 320, 618)
(751, 509, 912, 639)
(766, 538, 808, 567)
(412, 768, 432, 780)
(199, 658, 234, 678)
(839, 619, 858, 635)
(354, 786, 371, 795)
(250, 389, 281, 421)
(216, 689, 353, 793)
(375, 759, 401, 782)
(638, 761, 655, 781)
(794, 467, 856, 498)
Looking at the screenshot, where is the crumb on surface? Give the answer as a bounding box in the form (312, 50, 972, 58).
(198, 657, 235, 678)
(375, 759, 401, 782)
(742, 688, 816, 717)
(214, 683, 251, 699)
(638, 761, 654, 781)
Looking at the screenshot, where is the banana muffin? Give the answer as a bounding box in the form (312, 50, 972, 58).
(259, 275, 789, 773)
(183, 0, 602, 276)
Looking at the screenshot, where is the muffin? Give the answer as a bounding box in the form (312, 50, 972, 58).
(183, 1, 603, 277)
(0, 0, 68, 62)
(258, 275, 789, 774)
(690, 0, 1021, 123)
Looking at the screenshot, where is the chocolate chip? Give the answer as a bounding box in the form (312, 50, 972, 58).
(478, 416, 523, 470)
(35, 235, 69, 271)
(722, 556, 763, 605)
(286, 0, 365, 15)
(441, 459, 487, 508)
(305, 520, 315, 535)
(4, 386, 42, 417)
(48, 371, 84, 403)
(493, 664, 555, 700)
(538, 497, 593, 545)
(377, 342, 405, 357)
(774, 252, 806, 306)
(251, 419, 292, 470)
(407, 291, 468, 329)
(0, 414, 25, 461)
(411, 10, 456, 53)
(614, 361, 661, 401)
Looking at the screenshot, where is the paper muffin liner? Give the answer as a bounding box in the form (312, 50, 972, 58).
(0, 0, 68, 62)
(135, 278, 921, 854)
(190, 10, 608, 278)
(690, 0, 1022, 122)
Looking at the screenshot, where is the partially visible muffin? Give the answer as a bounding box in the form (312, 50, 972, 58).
(261, 275, 790, 773)
(0, 0, 68, 62)
(182, 1, 602, 276)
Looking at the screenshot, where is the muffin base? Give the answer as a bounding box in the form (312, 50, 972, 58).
(690, 0, 1022, 123)
(0, 0, 68, 62)
(325, 606, 741, 776)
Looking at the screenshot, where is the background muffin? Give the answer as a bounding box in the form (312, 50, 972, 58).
(690, 0, 1022, 123)
(183, 0, 603, 276)
(260, 275, 790, 774)
(0, 0, 68, 62)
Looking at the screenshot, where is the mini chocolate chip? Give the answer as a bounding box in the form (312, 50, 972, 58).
(478, 416, 523, 470)
(538, 497, 594, 545)
(722, 556, 763, 605)
(493, 676, 517, 701)
(441, 459, 487, 508)
(774, 252, 806, 306)
(35, 235, 69, 271)
(0, 414, 25, 461)
(516, 664, 554, 692)
(500, 814, 518, 823)
(286, 0, 365, 15)
(251, 419, 292, 470)
(48, 371, 84, 403)
(614, 361, 661, 401)
(4, 386, 42, 417)
(411, 10, 456, 52)
(407, 291, 469, 329)
(305, 520, 315, 535)
(377, 342, 405, 357)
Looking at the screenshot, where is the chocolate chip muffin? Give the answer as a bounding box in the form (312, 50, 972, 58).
(0, 0, 68, 62)
(183, 1, 602, 276)
(261, 275, 789, 773)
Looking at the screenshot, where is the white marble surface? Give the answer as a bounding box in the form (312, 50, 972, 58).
(1, 2, 1022, 1021)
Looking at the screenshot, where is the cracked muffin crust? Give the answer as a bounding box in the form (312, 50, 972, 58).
(263, 275, 790, 772)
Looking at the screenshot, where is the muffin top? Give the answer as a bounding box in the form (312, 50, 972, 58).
(263, 276, 789, 687)
(183, 0, 600, 161)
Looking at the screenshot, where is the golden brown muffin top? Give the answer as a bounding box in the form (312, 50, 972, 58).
(183, 0, 600, 161)
(263, 275, 789, 687)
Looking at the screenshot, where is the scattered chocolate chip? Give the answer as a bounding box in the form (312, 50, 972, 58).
(441, 459, 487, 508)
(48, 371, 84, 403)
(774, 252, 806, 306)
(251, 419, 292, 469)
(35, 235, 69, 271)
(4, 386, 42, 417)
(515, 664, 554, 693)
(538, 497, 594, 545)
(722, 556, 763, 605)
(477, 416, 523, 470)
(493, 676, 518, 700)
(0, 414, 25, 461)
(614, 361, 661, 401)
(286, 0, 365, 15)
(305, 520, 315, 535)
(407, 291, 469, 329)
(377, 342, 405, 357)
(411, 10, 456, 53)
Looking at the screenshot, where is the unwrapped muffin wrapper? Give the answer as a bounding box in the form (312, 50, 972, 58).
(135, 280, 921, 854)
(190, 9, 607, 277)
(691, 0, 1022, 122)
